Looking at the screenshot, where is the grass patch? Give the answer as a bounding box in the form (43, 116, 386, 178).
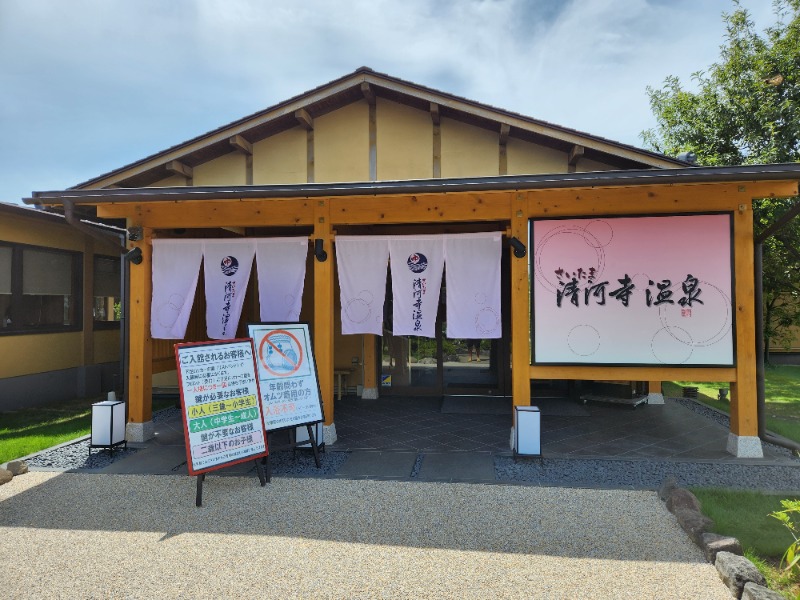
(664, 365, 800, 443)
(0, 395, 177, 464)
(693, 488, 798, 556)
(693, 488, 800, 598)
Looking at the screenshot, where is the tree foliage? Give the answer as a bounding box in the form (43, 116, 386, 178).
(642, 0, 800, 357)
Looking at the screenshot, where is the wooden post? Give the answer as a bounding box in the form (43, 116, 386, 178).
(730, 202, 758, 437)
(648, 381, 661, 394)
(314, 201, 334, 425)
(126, 224, 153, 440)
(510, 194, 530, 409)
(362, 334, 378, 397)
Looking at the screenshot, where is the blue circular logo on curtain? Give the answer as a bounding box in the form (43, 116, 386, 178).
(220, 256, 239, 276)
(407, 253, 428, 273)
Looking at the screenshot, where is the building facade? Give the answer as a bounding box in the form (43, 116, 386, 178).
(26, 68, 800, 456)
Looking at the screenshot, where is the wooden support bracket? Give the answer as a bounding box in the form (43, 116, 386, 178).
(166, 160, 192, 178)
(229, 134, 253, 156)
(430, 102, 440, 126)
(361, 82, 376, 105)
(295, 108, 314, 131)
(499, 123, 511, 146)
(568, 145, 585, 166)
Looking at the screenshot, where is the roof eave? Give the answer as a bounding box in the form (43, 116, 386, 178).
(27, 163, 800, 207)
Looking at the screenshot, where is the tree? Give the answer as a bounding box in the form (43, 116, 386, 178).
(642, 0, 800, 361)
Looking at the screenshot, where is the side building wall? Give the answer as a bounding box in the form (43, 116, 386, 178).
(0, 209, 121, 409)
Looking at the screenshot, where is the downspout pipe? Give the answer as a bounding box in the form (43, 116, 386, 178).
(62, 200, 142, 264)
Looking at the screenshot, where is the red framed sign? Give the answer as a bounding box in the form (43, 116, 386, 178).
(175, 338, 268, 475)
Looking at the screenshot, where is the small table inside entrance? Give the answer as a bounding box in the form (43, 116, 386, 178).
(334, 369, 350, 401)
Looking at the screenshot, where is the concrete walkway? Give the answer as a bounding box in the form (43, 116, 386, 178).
(0, 471, 732, 599)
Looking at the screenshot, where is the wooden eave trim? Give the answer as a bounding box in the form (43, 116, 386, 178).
(83, 180, 800, 228)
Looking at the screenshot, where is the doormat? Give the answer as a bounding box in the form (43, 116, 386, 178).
(532, 398, 591, 417)
(441, 395, 512, 415)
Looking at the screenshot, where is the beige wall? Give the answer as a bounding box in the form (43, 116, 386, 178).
(507, 138, 568, 174)
(194, 151, 247, 186)
(253, 127, 307, 184)
(376, 98, 433, 181)
(0, 213, 85, 252)
(441, 118, 499, 178)
(315, 101, 370, 182)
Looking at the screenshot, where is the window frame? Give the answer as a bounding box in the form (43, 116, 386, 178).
(0, 241, 83, 336)
(92, 254, 122, 330)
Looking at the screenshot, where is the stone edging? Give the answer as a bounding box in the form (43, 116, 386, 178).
(659, 476, 783, 599)
(0, 460, 29, 485)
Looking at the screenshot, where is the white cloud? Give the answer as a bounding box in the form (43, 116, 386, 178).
(0, 0, 782, 203)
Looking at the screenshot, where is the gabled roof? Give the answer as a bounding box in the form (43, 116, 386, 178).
(74, 67, 685, 190)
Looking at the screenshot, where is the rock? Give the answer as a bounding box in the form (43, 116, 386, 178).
(6, 460, 28, 476)
(658, 475, 678, 501)
(741, 582, 785, 600)
(667, 488, 702, 514)
(716, 551, 767, 599)
(674, 508, 714, 544)
(0, 468, 12, 485)
(702, 532, 743, 563)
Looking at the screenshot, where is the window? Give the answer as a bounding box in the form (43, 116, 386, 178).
(93, 255, 121, 327)
(0, 242, 81, 334)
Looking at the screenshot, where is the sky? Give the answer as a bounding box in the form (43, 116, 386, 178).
(0, 0, 779, 204)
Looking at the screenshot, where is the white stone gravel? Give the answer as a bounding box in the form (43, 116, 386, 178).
(0, 472, 732, 599)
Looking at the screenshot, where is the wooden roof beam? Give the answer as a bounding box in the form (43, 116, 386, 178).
(361, 82, 376, 105)
(229, 134, 252, 156)
(166, 160, 192, 178)
(295, 108, 314, 131)
(430, 102, 440, 126)
(568, 145, 585, 166)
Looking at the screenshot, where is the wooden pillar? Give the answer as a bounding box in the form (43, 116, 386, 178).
(510, 193, 530, 409)
(314, 201, 334, 425)
(648, 381, 661, 394)
(362, 334, 378, 397)
(730, 202, 758, 437)
(126, 224, 153, 439)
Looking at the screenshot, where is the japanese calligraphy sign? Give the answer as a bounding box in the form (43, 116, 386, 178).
(248, 323, 325, 431)
(532, 213, 734, 366)
(175, 339, 268, 475)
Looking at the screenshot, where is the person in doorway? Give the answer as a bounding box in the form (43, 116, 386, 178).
(467, 339, 481, 362)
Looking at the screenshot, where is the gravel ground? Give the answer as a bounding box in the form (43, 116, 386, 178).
(494, 455, 800, 491)
(0, 471, 732, 600)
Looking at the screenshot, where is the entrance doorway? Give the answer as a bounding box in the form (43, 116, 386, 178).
(380, 245, 511, 397)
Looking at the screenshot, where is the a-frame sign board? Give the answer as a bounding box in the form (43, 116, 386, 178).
(175, 339, 269, 506)
(247, 323, 325, 471)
